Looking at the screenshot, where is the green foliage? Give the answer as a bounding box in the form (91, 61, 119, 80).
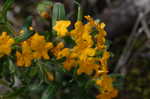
(0, 0, 14, 22)
(37, 1, 53, 17)
(0, 0, 15, 34)
(15, 16, 35, 43)
(0, 0, 120, 99)
(52, 3, 66, 27)
(74, 1, 83, 21)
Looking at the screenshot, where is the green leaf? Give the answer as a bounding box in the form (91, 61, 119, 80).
(95, 50, 103, 58)
(56, 57, 67, 63)
(0, 23, 14, 34)
(22, 16, 33, 28)
(0, 79, 9, 87)
(2, 0, 14, 21)
(37, 1, 53, 16)
(29, 66, 38, 78)
(41, 85, 56, 99)
(29, 83, 44, 93)
(74, 0, 83, 21)
(4, 87, 25, 98)
(84, 80, 95, 89)
(105, 40, 112, 49)
(8, 59, 16, 74)
(77, 6, 83, 21)
(52, 3, 66, 27)
(0, 0, 15, 34)
(109, 74, 124, 90)
(63, 36, 76, 48)
(2, 0, 14, 12)
(15, 16, 35, 43)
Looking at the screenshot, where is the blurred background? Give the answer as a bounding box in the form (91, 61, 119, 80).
(1, 0, 150, 99)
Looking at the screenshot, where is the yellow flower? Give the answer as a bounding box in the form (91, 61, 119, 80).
(79, 48, 96, 60)
(97, 22, 106, 30)
(81, 32, 93, 47)
(29, 26, 34, 31)
(19, 30, 25, 36)
(96, 75, 113, 91)
(52, 17, 110, 77)
(73, 39, 93, 52)
(96, 23, 107, 50)
(63, 58, 76, 71)
(51, 42, 64, 57)
(77, 58, 99, 75)
(46, 72, 54, 81)
(16, 41, 33, 67)
(96, 88, 118, 99)
(0, 32, 14, 57)
(57, 48, 70, 59)
(100, 51, 110, 73)
(96, 75, 118, 99)
(70, 20, 94, 49)
(70, 21, 84, 40)
(30, 33, 53, 59)
(51, 16, 118, 99)
(84, 15, 96, 26)
(41, 12, 50, 19)
(53, 21, 71, 37)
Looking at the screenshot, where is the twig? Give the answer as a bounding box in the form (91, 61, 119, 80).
(114, 13, 144, 74)
(141, 17, 150, 39)
(114, 8, 150, 75)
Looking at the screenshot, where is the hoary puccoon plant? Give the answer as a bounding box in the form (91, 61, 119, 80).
(0, 0, 119, 99)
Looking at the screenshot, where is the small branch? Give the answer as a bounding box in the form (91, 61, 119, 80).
(114, 9, 150, 75)
(114, 13, 144, 74)
(141, 18, 150, 39)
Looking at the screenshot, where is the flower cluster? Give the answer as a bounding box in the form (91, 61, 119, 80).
(96, 75, 118, 99)
(0, 32, 14, 57)
(53, 16, 118, 98)
(53, 16, 108, 75)
(0, 16, 118, 99)
(16, 33, 53, 67)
